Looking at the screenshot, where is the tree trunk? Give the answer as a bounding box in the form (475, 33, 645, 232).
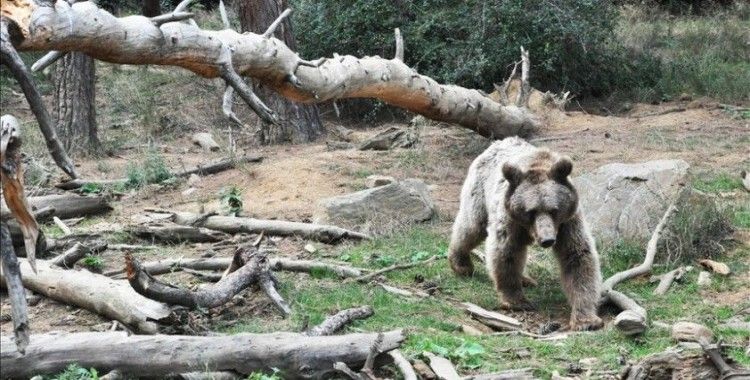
(238, 0, 324, 144)
(53, 52, 98, 154)
(141, 0, 162, 17)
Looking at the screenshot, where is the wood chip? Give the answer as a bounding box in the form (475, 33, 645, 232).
(463, 302, 522, 331)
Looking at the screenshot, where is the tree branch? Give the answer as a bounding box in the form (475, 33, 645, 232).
(150, 12, 195, 27)
(218, 0, 230, 30)
(262, 8, 292, 38)
(305, 306, 374, 336)
(0, 224, 30, 354)
(217, 44, 278, 125)
(393, 28, 404, 61)
(0, 23, 78, 179)
(30, 50, 66, 72)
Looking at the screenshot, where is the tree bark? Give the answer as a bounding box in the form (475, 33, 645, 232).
(1, 194, 112, 220)
(237, 0, 323, 144)
(0, 330, 405, 379)
(53, 51, 99, 154)
(141, 0, 161, 17)
(5, 1, 538, 139)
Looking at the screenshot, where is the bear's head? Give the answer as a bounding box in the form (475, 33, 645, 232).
(502, 155, 578, 248)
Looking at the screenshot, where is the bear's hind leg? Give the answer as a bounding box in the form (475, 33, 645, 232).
(448, 198, 487, 276)
(553, 215, 603, 331)
(486, 227, 535, 310)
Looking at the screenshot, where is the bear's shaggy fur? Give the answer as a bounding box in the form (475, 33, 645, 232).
(448, 137, 603, 331)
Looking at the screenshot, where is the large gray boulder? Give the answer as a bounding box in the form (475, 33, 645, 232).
(572, 159, 690, 244)
(314, 179, 435, 231)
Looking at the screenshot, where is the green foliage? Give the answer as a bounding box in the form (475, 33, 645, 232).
(47, 364, 98, 380)
(81, 255, 104, 272)
(124, 150, 173, 189)
(80, 183, 103, 194)
(246, 369, 282, 380)
(292, 0, 658, 97)
(693, 173, 744, 193)
(220, 185, 244, 215)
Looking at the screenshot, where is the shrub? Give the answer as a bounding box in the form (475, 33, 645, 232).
(124, 150, 173, 189)
(291, 0, 658, 97)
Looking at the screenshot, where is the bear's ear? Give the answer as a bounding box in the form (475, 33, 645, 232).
(549, 157, 573, 182)
(502, 163, 523, 187)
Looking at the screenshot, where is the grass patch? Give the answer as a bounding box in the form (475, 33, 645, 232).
(124, 150, 173, 189)
(693, 173, 744, 193)
(224, 226, 749, 376)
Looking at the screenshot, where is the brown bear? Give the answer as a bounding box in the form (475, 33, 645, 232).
(448, 137, 603, 331)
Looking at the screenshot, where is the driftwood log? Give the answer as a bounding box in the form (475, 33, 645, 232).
(166, 210, 369, 243)
(1, 194, 112, 220)
(55, 155, 263, 190)
(0, 258, 172, 334)
(2, 1, 539, 139)
(128, 223, 230, 243)
(0, 329, 405, 379)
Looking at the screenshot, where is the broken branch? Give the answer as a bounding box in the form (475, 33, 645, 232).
(305, 306, 374, 336)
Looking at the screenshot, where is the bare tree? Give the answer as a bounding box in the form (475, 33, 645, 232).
(53, 52, 99, 154)
(237, 0, 324, 144)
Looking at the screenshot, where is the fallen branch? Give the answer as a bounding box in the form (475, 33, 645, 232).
(52, 216, 72, 236)
(1, 194, 113, 220)
(5, 1, 539, 138)
(463, 302, 522, 331)
(105, 256, 365, 279)
(168, 210, 370, 243)
(0, 330, 405, 379)
(652, 266, 687, 295)
(0, 258, 172, 334)
(49, 242, 94, 268)
(128, 224, 230, 244)
(425, 352, 460, 380)
(352, 255, 438, 283)
(305, 306, 374, 336)
(390, 350, 417, 380)
(126, 247, 291, 316)
(0, 25, 77, 179)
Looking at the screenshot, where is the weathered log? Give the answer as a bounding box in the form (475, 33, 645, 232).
(0, 329, 405, 379)
(128, 224, 230, 243)
(622, 347, 718, 380)
(305, 306, 374, 336)
(463, 302, 522, 331)
(606, 290, 647, 336)
(49, 242, 90, 268)
(671, 322, 713, 343)
(169, 210, 369, 243)
(55, 155, 263, 190)
(463, 369, 535, 380)
(0, 258, 172, 334)
(652, 266, 687, 295)
(105, 256, 365, 279)
(425, 352, 461, 380)
(4, 1, 539, 139)
(191, 132, 221, 151)
(1, 194, 112, 220)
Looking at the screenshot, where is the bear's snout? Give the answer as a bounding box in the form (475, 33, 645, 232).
(533, 213, 557, 248)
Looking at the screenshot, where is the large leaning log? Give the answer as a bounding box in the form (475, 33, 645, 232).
(0, 258, 172, 334)
(0, 330, 405, 379)
(169, 211, 369, 243)
(1, 194, 112, 220)
(2, 1, 539, 139)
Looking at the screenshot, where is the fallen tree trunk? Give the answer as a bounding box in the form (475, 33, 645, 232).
(128, 224, 230, 243)
(0, 258, 172, 334)
(0, 329, 405, 379)
(1, 194, 112, 220)
(3, 1, 538, 139)
(55, 155, 263, 190)
(169, 211, 369, 243)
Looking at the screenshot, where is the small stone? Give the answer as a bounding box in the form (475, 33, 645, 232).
(364, 175, 395, 188)
(461, 324, 484, 336)
(514, 348, 531, 359)
(187, 173, 201, 186)
(304, 243, 317, 254)
(697, 271, 712, 287)
(182, 187, 197, 196)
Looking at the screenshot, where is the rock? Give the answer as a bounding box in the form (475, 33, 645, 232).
(742, 170, 750, 192)
(461, 324, 485, 336)
(672, 321, 713, 343)
(191, 132, 220, 151)
(187, 173, 201, 186)
(365, 175, 395, 188)
(359, 126, 418, 151)
(330, 125, 354, 142)
(182, 187, 197, 196)
(314, 179, 435, 230)
(303, 243, 317, 254)
(572, 159, 690, 243)
(697, 271, 712, 287)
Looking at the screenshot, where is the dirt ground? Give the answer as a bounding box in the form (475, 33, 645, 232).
(1, 99, 748, 342)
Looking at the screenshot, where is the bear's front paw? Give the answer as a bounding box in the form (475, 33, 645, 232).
(500, 297, 536, 311)
(449, 254, 474, 276)
(569, 315, 603, 331)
